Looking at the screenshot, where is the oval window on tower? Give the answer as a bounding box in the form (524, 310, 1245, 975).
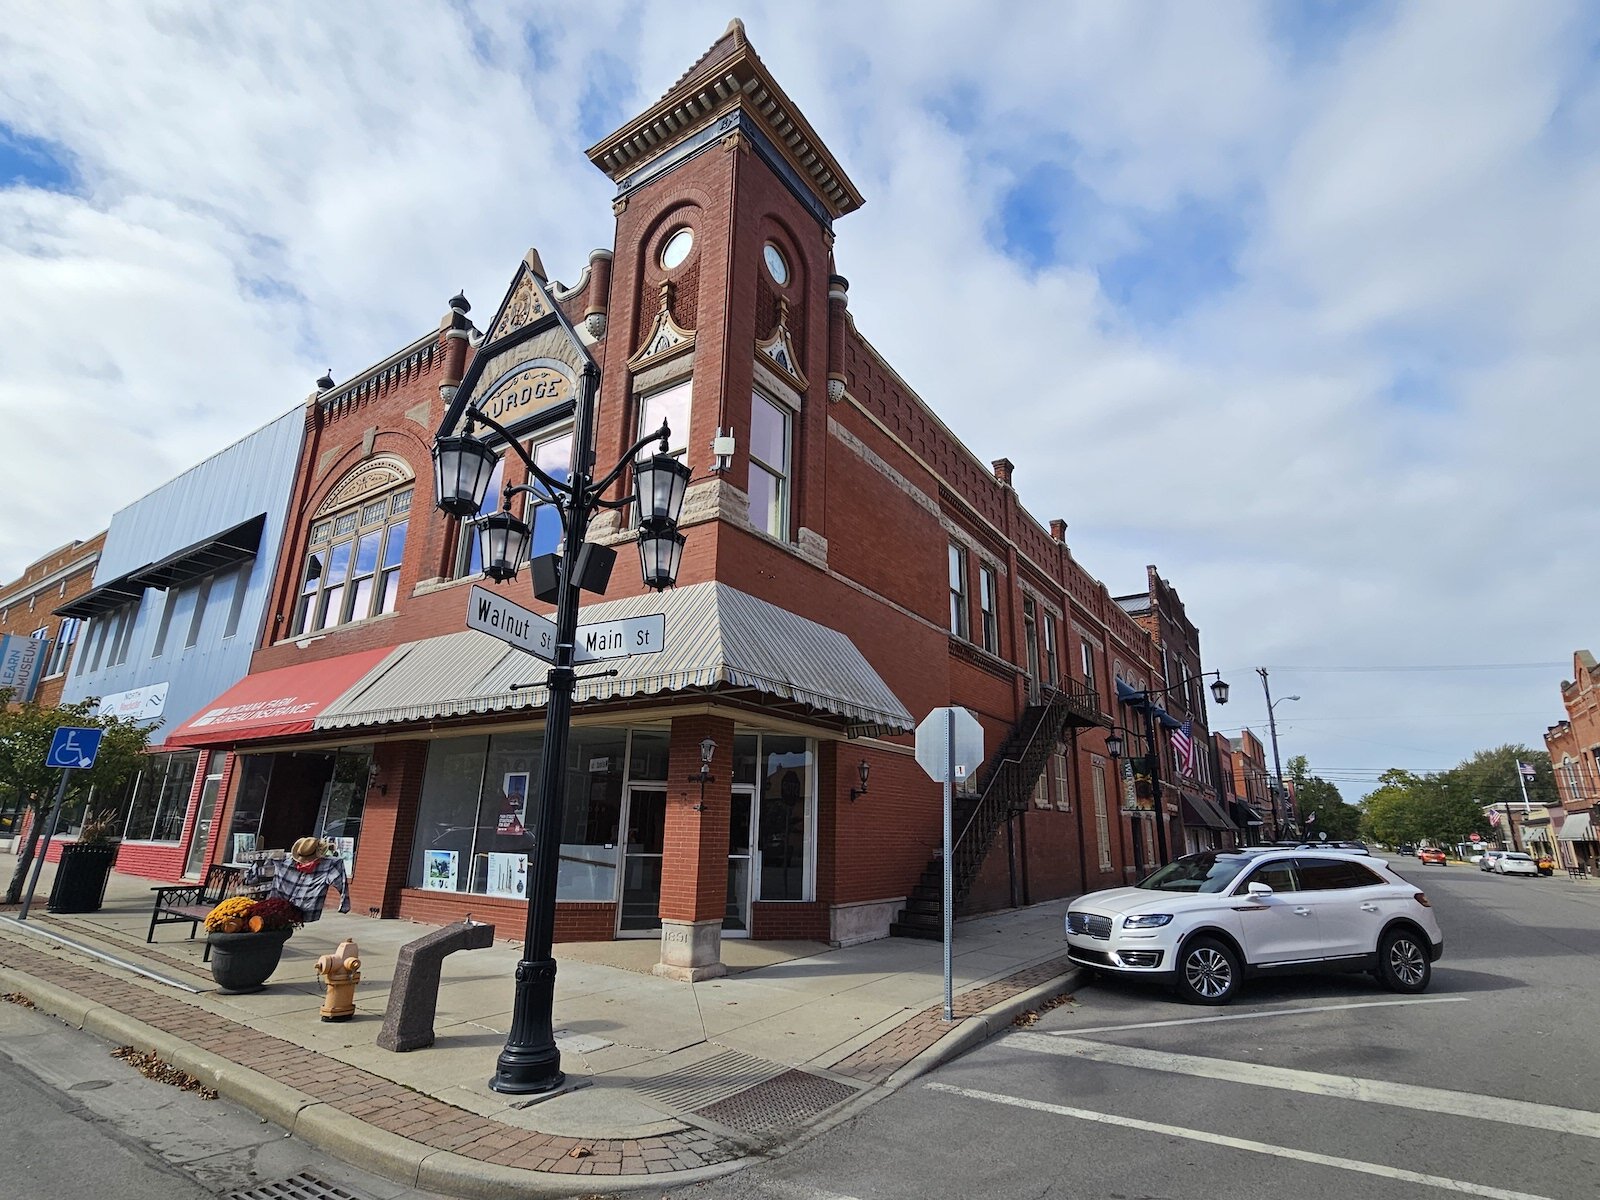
(763, 242, 789, 286)
(660, 227, 694, 270)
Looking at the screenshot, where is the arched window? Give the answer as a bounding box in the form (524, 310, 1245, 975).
(293, 459, 413, 635)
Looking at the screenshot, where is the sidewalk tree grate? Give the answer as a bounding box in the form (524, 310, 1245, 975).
(634, 1047, 788, 1111)
(693, 1068, 858, 1136)
(221, 1173, 368, 1200)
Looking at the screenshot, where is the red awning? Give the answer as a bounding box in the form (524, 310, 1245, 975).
(163, 648, 394, 748)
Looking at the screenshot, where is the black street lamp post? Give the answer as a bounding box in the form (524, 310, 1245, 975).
(432, 361, 691, 1095)
(1114, 674, 1230, 867)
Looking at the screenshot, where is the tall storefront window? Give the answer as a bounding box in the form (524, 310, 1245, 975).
(757, 735, 812, 901)
(294, 488, 411, 633)
(410, 728, 638, 901)
(121, 751, 201, 843)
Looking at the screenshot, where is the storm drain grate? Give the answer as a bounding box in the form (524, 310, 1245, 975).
(221, 1173, 369, 1200)
(693, 1068, 859, 1136)
(633, 1048, 788, 1111)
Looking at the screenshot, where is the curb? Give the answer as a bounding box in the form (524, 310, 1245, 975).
(884, 966, 1084, 1091)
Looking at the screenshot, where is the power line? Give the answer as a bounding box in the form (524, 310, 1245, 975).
(1230, 663, 1566, 674)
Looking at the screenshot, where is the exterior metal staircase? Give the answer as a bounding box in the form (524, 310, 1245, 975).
(891, 680, 1107, 939)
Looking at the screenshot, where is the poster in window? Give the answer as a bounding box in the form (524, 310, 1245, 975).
(424, 849, 459, 890)
(486, 852, 528, 899)
(335, 836, 355, 880)
(496, 772, 529, 836)
(232, 833, 259, 863)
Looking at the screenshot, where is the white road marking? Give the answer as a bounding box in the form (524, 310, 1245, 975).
(1049, 995, 1467, 1035)
(926, 1081, 1559, 1200)
(1010, 1032, 1600, 1138)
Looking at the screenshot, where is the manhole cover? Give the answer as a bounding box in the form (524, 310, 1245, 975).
(693, 1069, 858, 1135)
(634, 1048, 787, 1111)
(221, 1173, 369, 1200)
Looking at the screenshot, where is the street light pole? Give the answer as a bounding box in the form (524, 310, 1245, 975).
(1256, 668, 1299, 840)
(432, 360, 691, 1096)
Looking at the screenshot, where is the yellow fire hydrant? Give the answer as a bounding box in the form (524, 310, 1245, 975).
(315, 937, 361, 1023)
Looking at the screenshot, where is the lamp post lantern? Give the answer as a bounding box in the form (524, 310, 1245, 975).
(432, 361, 691, 1095)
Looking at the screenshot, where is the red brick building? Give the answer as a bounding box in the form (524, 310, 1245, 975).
(0, 533, 105, 711)
(1545, 650, 1600, 869)
(1229, 729, 1277, 840)
(163, 22, 1206, 976)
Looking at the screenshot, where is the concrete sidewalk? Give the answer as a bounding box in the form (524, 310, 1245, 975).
(0, 859, 1078, 1196)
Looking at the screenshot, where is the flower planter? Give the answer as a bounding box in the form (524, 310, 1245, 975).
(207, 927, 293, 993)
(46, 841, 120, 914)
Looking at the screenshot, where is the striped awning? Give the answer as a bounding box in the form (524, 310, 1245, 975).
(1558, 812, 1594, 842)
(315, 581, 913, 733)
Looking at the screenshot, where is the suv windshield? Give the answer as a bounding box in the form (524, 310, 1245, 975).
(1137, 854, 1253, 893)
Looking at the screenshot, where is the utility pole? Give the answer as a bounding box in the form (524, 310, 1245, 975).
(1258, 667, 1287, 840)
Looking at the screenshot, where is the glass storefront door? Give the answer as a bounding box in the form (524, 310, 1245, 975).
(183, 772, 224, 878)
(725, 786, 756, 935)
(618, 786, 666, 935)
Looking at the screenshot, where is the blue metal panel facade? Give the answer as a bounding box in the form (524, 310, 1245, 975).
(61, 406, 306, 737)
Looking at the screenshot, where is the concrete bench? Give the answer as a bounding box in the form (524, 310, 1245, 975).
(147, 864, 249, 959)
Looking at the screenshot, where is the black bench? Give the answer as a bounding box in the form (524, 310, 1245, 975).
(1567, 864, 1590, 880)
(147, 864, 249, 959)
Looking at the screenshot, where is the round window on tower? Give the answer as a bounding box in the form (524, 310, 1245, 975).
(660, 227, 694, 270)
(763, 242, 789, 286)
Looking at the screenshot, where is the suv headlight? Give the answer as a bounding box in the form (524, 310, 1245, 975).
(1123, 913, 1173, 929)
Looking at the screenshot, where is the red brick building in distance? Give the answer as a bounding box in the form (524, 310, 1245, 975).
(0, 533, 105, 711)
(164, 22, 1206, 978)
(1545, 650, 1600, 870)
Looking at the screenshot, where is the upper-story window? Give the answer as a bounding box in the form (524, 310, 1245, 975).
(1042, 614, 1058, 686)
(45, 618, 79, 677)
(639, 380, 691, 461)
(660, 227, 693, 270)
(978, 565, 999, 653)
(293, 487, 411, 635)
(748, 392, 790, 538)
(948, 544, 969, 639)
(1080, 637, 1098, 692)
(79, 602, 139, 674)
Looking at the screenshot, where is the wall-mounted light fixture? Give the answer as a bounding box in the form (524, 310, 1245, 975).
(849, 759, 871, 802)
(691, 737, 716, 810)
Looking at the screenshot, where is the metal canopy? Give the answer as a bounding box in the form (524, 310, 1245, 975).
(127, 513, 265, 591)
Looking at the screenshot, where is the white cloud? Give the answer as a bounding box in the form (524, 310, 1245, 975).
(2, 0, 1594, 795)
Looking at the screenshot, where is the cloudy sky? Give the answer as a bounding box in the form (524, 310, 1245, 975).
(3, 1, 1595, 797)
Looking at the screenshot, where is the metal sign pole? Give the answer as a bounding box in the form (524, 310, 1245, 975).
(18, 768, 73, 921)
(943, 706, 955, 1022)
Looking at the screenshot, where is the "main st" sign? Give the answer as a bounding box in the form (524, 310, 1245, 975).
(573, 613, 665, 663)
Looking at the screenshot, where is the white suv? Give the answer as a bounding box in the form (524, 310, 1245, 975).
(1065, 849, 1444, 1005)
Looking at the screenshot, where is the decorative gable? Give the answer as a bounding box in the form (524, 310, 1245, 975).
(316, 455, 415, 516)
(628, 280, 696, 370)
(756, 297, 808, 392)
(484, 251, 554, 346)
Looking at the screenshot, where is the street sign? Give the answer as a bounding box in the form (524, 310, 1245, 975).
(46, 726, 103, 770)
(1469, 832, 1482, 842)
(468, 585, 558, 663)
(915, 706, 983, 782)
(574, 613, 665, 663)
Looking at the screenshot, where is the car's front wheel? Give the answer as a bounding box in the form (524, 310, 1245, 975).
(1175, 937, 1241, 1005)
(1375, 927, 1431, 993)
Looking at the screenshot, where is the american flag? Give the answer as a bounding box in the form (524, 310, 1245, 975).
(1171, 720, 1196, 776)
(1517, 761, 1536, 779)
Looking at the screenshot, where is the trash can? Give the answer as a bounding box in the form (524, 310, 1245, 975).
(46, 841, 120, 913)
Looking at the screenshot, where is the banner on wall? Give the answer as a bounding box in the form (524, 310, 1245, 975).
(0, 634, 49, 703)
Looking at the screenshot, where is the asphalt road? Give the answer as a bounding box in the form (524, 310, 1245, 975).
(0, 998, 446, 1200)
(667, 863, 1600, 1200)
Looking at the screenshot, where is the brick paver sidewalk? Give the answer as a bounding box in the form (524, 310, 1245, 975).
(0, 934, 1077, 1186)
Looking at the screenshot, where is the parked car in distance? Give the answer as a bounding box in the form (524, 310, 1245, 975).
(1397, 844, 1417, 856)
(1065, 848, 1444, 1006)
(1535, 854, 1556, 876)
(1494, 852, 1539, 877)
(1418, 847, 1447, 865)
(1478, 851, 1505, 871)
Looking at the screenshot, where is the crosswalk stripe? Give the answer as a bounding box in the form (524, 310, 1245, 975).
(1008, 1032, 1600, 1138)
(927, 1081, 1559, 1200)
(1049, 995, 1467, 1036)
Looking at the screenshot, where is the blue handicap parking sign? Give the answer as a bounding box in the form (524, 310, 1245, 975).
(47, 726, 104, 770)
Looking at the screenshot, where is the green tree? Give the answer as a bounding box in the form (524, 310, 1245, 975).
(1445, 744, 1553, 812)
(1287, 755, 1360, 840)
(0, 691, 153, 904)
(1360, 770, 1429, 846)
